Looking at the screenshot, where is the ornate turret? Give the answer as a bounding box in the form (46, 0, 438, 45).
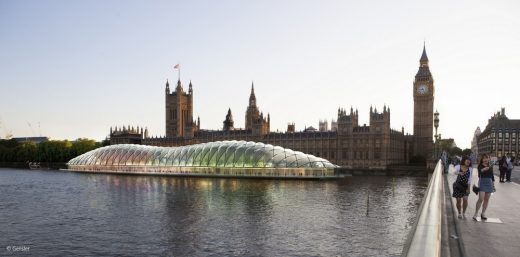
(175, 79, 183, 93)
(109, 124, 145, 145)
(166, 78, 196, 138)
(370, 105, 390, 125)
(245, 81, 261, 130)
(165, 79, 170, 94)
(249, 82, 256, 106)
(416, 44, 432, 77)
(337, 106, 359, 136)
(223, 108, 234, 131)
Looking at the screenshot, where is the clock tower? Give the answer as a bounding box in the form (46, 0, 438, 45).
(413, 45, 434, 159)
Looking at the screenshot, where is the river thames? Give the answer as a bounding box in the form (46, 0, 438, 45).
(0, 168, 427, 256)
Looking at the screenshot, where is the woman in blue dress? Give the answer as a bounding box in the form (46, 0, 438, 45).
(473, 154, 494, 221)
(453, 156, 472, 219)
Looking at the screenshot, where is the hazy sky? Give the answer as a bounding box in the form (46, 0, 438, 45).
(1, 0, 519, 149)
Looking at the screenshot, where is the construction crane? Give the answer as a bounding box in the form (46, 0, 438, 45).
(27, 122, 36, 137)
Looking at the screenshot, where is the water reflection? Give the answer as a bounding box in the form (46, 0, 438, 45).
(0, 169, 427, 257)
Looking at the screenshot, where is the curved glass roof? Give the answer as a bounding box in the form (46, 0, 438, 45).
(68, 140, 337, 169)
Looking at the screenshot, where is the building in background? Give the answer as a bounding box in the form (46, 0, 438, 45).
(471, 127, 481, 157)
(165, 79, 199, 138)
(477, 108, 520, 158)
(319, 120, 329, 132)
(330, 119, 338, 132)
(110, 47, 437, 168)
(109, 126, 148, 145)
(413, 45, 435, 160)
(13, 137, 49, 144)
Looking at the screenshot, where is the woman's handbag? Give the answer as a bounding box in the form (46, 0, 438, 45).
(453, 181, 466, 192)
(472, 184, 480, 195)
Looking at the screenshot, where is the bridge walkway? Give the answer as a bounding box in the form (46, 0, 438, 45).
(445, 165, 520, 257)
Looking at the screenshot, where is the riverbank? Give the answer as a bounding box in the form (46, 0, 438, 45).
(0, 162, 67, 170)
(336, 165, 428, 177)
(1, 163, 428, 177)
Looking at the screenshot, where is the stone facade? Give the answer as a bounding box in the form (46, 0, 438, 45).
(109, 126, 148, 145)
(477, 108, 520, 158)
(413, 45, 435, 159)
(244, 83, 270, 135)
(111, 47, 437, 168)
(471, 127, 481, 157)
(165, 79, 199, 138)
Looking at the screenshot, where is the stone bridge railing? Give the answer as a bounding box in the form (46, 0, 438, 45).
(401, 160, 443, 257)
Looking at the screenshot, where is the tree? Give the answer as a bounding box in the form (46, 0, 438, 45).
(449, 147, 462, 157)
(462, 148, 472, 156)
(70, 138, 99, 158)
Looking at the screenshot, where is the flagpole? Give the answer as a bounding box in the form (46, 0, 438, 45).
(174, 64, 181, 82)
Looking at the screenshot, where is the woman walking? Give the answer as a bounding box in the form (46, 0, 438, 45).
(453, 156, 472, 219)
(473, 154, 494, 220)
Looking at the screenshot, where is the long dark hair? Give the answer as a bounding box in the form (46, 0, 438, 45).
(460, 155, 471, 167)
(479, 154, 489, 166)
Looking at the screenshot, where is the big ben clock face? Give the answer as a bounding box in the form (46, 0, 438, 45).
(417, 85, 429, 94)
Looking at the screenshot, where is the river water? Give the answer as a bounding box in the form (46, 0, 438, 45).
(0, 168, 427, 257)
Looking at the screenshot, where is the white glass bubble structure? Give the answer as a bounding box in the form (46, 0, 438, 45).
(67, 141, 337, 178)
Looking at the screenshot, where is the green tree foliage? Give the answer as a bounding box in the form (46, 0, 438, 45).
(0, 138, 101, 163)
(438, 140, 456, 153)
(449, 147, 462, 157)
(462, 148, 472, 156)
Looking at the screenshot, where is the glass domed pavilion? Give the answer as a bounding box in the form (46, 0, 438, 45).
(67, 140, 338, 178)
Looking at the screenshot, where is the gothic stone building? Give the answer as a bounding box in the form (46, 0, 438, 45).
(477, 108, 520, 159)
(111, 47, 436, 169)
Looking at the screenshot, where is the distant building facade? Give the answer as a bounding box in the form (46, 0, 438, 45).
(477, 108, 520, 158)
(109, 126, 149, 145)
(331, 119, 338, 131)
(471, 127, 481, 157)
(319, 120, 329, 132)
(110, 47, 436, 168)
(13, 137, 49, 144)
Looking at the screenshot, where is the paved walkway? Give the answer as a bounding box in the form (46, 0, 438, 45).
(446, 165, 520, 257)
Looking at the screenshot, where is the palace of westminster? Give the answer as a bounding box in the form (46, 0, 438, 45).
(110, 47, 436, 169)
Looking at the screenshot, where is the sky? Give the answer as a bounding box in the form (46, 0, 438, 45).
(1, 0, 519, 149)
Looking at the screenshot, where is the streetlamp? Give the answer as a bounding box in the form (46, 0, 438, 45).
(434, 110, 440, 158)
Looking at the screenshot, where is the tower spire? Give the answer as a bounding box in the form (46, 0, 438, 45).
(420, 43, 429, 65)
(249, 81, 256, 106)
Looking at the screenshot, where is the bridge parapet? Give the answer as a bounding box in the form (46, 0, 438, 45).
(402, 160, 443, 257)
